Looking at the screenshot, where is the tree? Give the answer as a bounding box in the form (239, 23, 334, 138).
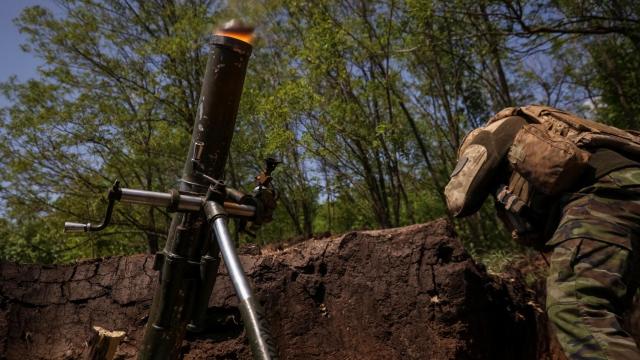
(0, 0, 218, 262)
(4, 0, 640, 264)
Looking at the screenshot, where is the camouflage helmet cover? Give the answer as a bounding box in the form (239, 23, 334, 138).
(444, 116, 528, 217)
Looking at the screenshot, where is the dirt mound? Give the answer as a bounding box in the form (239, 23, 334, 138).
(1, 219, 552, 359)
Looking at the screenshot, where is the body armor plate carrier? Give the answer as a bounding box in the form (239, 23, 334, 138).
(446, 105, 640, 246)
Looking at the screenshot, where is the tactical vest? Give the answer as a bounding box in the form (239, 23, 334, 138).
(490, 105, 640, 246)
(490, 105, 640, 162)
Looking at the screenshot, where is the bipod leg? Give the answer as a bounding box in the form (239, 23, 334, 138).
(187, 231, 221, 332)
(204, 201, 278, 360)
(139, 216, 198, 360)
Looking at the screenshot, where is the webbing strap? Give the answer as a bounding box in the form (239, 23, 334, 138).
(496, 184, 527, 214)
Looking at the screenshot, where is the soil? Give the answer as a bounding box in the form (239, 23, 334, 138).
(0, 218, 613, 359)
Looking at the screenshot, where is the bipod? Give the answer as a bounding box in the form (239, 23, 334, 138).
(63, 160, 281, 360)
(202, 179, 277, 358)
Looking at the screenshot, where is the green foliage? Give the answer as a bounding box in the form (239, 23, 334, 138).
(588, 36, 640, 129)
(0, 0, 214, 262)
(2, 0, 639, 263)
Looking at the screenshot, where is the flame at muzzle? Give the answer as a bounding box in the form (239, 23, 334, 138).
(215, 19, 255, 45)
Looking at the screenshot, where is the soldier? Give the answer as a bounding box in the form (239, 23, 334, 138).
(444, 105, 640, 359)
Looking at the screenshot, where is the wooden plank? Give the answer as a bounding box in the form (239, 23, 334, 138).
(85, 326, 126, 360)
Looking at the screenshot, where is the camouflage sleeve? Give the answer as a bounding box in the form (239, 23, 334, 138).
(546, 238, 640, 359)
(546, 167, 640, 250)
(445, 116, 527, 217)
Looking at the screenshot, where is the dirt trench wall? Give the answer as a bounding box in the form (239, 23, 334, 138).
(1, 219, 548, 359)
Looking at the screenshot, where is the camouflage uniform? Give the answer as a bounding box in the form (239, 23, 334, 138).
(443, 108, 640, 359)
(546, 167, 640, 359)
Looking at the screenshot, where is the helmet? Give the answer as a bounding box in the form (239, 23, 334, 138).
(444, 116, 527, 217)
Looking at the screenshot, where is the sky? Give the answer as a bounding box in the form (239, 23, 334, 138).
(0, 0, 54, 107)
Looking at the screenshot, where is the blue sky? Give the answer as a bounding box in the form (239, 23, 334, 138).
(0, 0, 54, 106)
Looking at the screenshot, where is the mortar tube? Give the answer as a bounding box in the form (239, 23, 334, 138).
(139, 33, 253, 360)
